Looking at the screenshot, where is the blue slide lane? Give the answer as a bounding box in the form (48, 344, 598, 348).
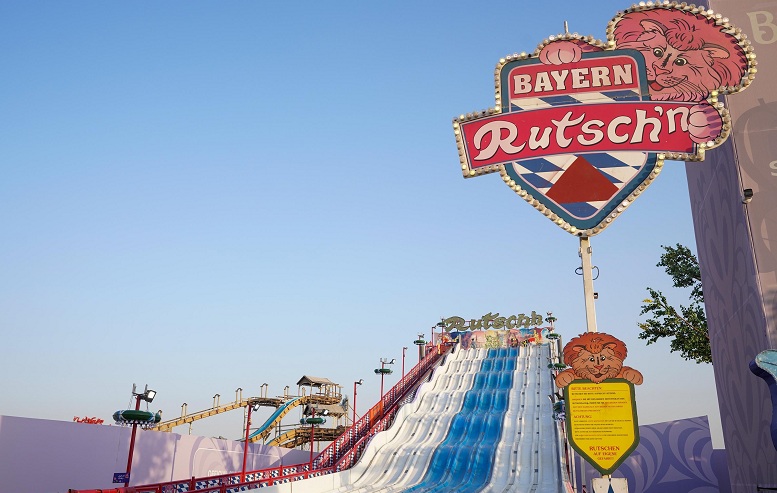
(247, 396, 303, 440)
(402, 347, 518, 493)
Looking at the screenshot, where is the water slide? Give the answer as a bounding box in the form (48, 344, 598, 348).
(343, 345, 486, 491)
(400, 348, 518, 493)
(480, 344, 561, 493)
(247, 396, 304, 442)
(260, 343, 564, 493)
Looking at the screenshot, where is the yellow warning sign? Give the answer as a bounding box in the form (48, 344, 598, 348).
(565, 379, 639, 475)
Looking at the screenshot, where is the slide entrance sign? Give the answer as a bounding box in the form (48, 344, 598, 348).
(565, 379, 639, 475)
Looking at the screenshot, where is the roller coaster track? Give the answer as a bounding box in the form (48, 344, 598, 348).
(267, 425, 348, 448)
(247, 395, 343, 443)
(152, 394, 342, 436)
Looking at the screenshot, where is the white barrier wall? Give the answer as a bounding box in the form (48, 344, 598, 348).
(0, 415, 310, 493)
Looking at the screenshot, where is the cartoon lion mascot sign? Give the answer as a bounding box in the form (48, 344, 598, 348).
(555, 332, 643, 388)
(539, 4, 753, 145)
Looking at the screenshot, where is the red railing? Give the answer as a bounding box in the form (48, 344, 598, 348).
(313, 343, 451, 471)
(69, 343, 453, 493)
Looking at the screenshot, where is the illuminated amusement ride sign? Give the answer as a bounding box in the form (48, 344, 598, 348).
(453, 3, 755, 237)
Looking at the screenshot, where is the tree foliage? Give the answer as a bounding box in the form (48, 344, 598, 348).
(638, 244, 711, 364)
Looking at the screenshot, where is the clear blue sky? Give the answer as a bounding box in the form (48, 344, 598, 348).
(0, 1, 722, 446)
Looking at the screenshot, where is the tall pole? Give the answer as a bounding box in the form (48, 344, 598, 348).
(352, 380, 362, 426)
(309, 409, 316, 467)
(380, 361, 385, 399)
(353, 382, 357, 426)
(579, 237, 598, 492)
(416, 334, 425, 363)
(124, 393, 141, 487)
(579, 236, 598, 333)
(241, 404, 253, 482)
(375, 358, 394, 406)
(402, 347, 407, 378)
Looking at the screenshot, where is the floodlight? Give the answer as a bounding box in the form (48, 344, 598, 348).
(743, 188, 754, 204)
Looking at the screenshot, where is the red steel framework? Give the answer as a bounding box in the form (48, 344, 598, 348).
(69, 342, 454, 493)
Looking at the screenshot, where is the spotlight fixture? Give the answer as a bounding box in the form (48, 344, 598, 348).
(743, 188, 754, 204)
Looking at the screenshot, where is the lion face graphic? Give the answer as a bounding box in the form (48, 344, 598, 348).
(567, 340, 625, 383)
(555, 332, 643, 388)
(613, 10, 747, 102)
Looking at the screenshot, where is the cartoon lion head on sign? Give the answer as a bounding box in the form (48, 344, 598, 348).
(612, 9, 748, 103)
(554, 332, 643, 388)
(538, 4, 753, 144)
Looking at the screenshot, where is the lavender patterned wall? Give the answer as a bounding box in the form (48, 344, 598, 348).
(685, 0, 777, 491)
(686, 139, 776, 492)
(0, 414, 310, 493)
(575, 416, 729, 493)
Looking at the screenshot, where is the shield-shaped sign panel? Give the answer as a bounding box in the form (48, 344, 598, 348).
(455, 49, 696, 236)
(453, 3, 756, 236)
(500, 50, 657, 233)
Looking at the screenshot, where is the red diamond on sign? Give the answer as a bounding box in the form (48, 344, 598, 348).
(546, 156, 619, 204)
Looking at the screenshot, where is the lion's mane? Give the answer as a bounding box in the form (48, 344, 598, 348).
(563, 332, 626, 365)
(613, 9, 746, 98)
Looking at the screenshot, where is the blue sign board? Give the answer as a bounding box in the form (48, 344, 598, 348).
(113, 472, 130, 483)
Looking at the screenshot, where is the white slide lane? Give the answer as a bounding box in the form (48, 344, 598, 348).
(480, 343, 563, 493)
(255, 344, 563, 493)
(342, 346, 487, 492)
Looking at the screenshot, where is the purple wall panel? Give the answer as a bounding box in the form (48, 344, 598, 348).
(708, 0, 777, 354)
(576, 416, 727, 493)
(686, 142, 776, 491)
(685, 1, 777, 490)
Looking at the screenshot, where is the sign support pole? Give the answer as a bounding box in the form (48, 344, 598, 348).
(580, 235, 600, 490)
(581, 239, 629, 491)
(579, 236, 598, 333)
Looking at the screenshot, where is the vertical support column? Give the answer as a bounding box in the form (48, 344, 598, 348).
(579, 236, 598, 333)
(241, 404, 253, 482)
(124, 394, 141, 487)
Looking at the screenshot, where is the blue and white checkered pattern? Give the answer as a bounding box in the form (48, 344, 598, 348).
(505, 88, 650, 223)
(508, 151, 647, 218)
(509, 88, 640, 112)
(195, 478, 221, 489)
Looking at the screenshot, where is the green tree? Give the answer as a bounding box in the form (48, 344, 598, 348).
(638, 244, 711, 364)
